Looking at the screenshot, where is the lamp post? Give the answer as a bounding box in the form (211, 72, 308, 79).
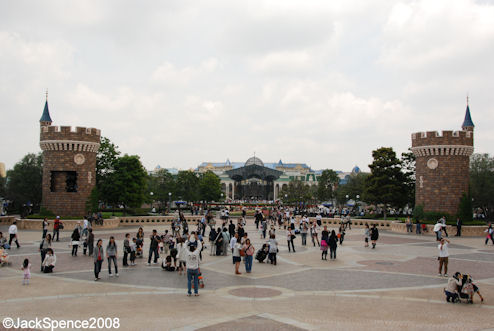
(150, 192, 154, 212)
(356, 194, 360, 215)
(168, 192, 172, 214)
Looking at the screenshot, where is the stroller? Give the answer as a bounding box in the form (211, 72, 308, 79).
(256, 243, 269, 263)
(0, 248, 10, 266)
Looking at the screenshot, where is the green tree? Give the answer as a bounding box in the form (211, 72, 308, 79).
(100, 155, 148, 210)
(6, 153, 43, 212)
(96, 136, 121, 185)
(470, 153, 494, 221)
(401, 149, 416, 207)
(148, 169, 176, 211)
(363, 147, 407, 219)
(0, 176, 6, 198)
(176, 171, 200, 202)
(335, 173, 369, 205)
(316, 169, 339, 202)
(280, 180, 313, 203)
(199, 171, 222, 202)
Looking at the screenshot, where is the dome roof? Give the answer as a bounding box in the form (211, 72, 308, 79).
(245, 156, 264, 167)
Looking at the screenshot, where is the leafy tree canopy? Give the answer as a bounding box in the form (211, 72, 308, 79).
(316, 169, 339, 202)
(470, 153, 494, 221)
(199, 171, 222, 202)
(6, 153, 43, 208)
(100, 154, 148, 208)
(363, 147, 407, 217)
(176, 170, 200, 202)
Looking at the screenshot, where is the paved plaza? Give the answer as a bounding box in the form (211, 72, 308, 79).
(1, 219, 493, 330)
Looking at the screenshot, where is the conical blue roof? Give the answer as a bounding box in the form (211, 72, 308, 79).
(462, 104, 474, 129)
(40, 100, 52, 123)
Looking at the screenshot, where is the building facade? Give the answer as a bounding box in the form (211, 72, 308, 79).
(195, 157, 361, 201)
(411, 103, 474, 215)
(39, 98, 101, 217)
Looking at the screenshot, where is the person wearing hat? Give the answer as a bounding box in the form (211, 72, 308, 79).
(53, 216, 63, 242)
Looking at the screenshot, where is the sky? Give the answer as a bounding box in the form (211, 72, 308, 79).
(1, 0, 493, 172)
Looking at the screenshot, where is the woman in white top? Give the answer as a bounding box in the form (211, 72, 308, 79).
(268, 234, 278, 265)
(232, 233, 242, 275)
(177, 238, 187, 275)
(311, 223, 320, 247)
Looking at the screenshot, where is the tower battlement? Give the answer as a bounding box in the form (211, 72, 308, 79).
(40, 125, 101, 144)
(411, 130, 473, 148)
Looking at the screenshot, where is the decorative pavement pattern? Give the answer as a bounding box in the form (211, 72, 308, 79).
(1, 219, 494, 331)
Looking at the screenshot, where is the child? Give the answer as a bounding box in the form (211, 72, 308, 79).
(82, 233, 88, 255)
(129, 238, 137, 266)
(22, 258, 31, 285)
(321, 239, 328, 260)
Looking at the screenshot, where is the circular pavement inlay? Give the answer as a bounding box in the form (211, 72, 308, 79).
(228, 287, 282, 298)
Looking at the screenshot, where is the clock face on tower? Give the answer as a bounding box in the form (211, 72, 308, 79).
(427, 158, 438, 170)
(74, 154, 86, 165)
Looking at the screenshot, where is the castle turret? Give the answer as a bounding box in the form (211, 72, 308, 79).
(40, 98, 52, 127)
(462, 101, 475, 132)
(411, 103, 474, 215)
(39, 97, 101, 217)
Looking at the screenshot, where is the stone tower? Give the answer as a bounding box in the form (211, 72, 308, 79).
(39, 97, 101, 217)
(411, 103, 474, 215)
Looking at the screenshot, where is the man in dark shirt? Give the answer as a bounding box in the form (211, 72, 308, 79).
(228, 220, 236, 238)
(147, 229, 161, 265)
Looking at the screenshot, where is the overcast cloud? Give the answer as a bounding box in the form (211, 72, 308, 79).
(1, 0, 493, 172)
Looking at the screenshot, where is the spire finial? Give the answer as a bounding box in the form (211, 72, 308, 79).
(466, 93, 469, 106)
(45, 88, 48, 101)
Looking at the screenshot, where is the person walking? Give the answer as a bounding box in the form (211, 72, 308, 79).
(370, 224, 379, 249)
(364, 224, 370, 247)
(311, 222, 320, 247)
(123, 233, 131, 267)
(39, 234, 52, 271)
(42, 218, 48, 239)
(221, 228, 230, 256)
(438, 238, 450, 277)
(86, 228, 94, 256)
(71, 227, 80, 256)
(232, 238, 242, 275)
(287, 228, 296, 253)
(147, 230, 160, 265)
(485, 224, 494, 245)
(455, 218, 462, 237)
(53, 216, 62, 242)
(93, 239, 104, 280)
(268, 234, 278, 265)
(301, 222, 308, 246)
(106, 236, 118, 277)
(185, 234, 202, 296)
(243, 239, 255, 273)
(406, 217, 412, 233)
(328, 230, 338, 260)
(208, 227, 217, 256)
(434, 220, 443, 241)
(8, 221, 20, 248)
(215, 228, 223, 256)
(415, 219, 422, 235)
